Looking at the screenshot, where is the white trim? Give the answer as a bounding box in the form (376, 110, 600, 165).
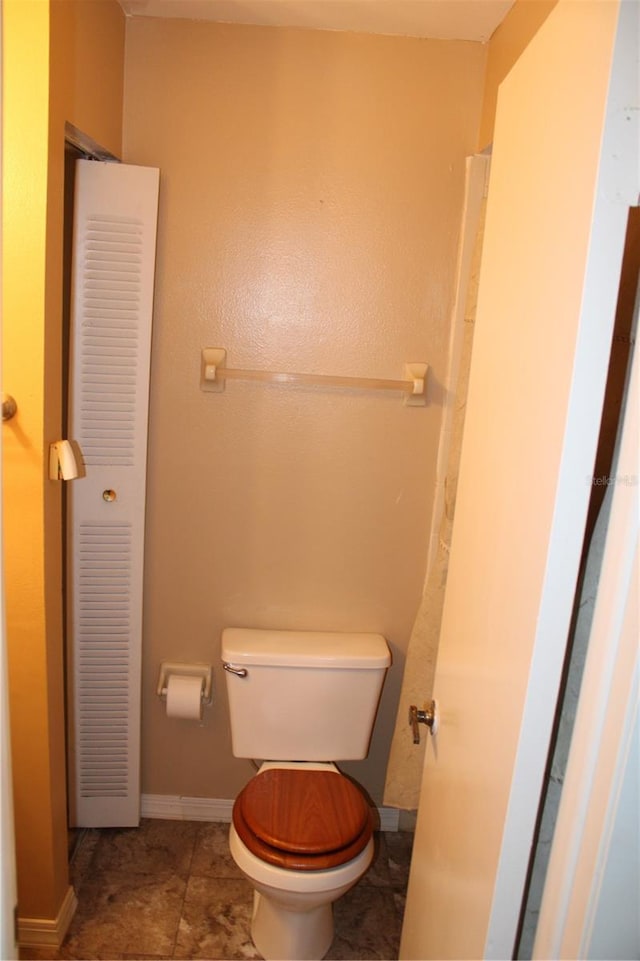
(141, 793, 234, 822)
(0, 12, 18, 955)
(533, 290, 639, 956)
(17, 885, 77, 949)
(141, 793, 401, 831)
(377, 805, 401, 832)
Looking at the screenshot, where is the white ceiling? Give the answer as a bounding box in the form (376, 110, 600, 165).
(118, 0, 515, 43)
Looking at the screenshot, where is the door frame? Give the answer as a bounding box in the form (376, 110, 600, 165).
(533, 280, 639, 958)
(1, 0, 19, 952)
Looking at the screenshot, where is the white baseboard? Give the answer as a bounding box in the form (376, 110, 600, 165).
(18, 884, 77, 949)
(377, 805, 401, 831)
(141, 793, 234, 822)
(141, 793, 400, 831)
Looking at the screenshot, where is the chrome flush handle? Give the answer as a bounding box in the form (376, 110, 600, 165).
(223, 662, 248, 678)
(409, 700, 438, 744)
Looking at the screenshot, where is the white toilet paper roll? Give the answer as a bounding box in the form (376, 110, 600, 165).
(165, 674, 204, 720)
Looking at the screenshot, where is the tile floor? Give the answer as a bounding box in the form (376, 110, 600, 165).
(21, 818, 414, 961)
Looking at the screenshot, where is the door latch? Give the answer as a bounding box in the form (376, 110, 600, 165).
(409, 700, 438, 744)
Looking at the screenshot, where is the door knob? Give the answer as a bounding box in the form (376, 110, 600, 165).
(409, 700, 439, 744)
(2, 394, 17, 421)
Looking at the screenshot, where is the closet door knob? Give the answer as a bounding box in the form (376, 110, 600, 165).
(2, 394, 17, 421)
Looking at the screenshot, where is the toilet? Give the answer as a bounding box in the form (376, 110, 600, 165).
(222, 627, 391, 961)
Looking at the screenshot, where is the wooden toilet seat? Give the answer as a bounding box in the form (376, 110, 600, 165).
(233, 768, 374, 871)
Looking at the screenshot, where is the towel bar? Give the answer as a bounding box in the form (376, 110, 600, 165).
(200, 349, 428, 406)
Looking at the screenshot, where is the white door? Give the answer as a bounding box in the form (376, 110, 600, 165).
(400, 2, 639, 958)
(67, 160, 159, 827)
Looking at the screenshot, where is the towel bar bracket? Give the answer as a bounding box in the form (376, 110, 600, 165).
(200, 348, 427, 405)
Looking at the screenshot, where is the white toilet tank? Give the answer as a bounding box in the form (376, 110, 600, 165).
(222, 628, 391, 761)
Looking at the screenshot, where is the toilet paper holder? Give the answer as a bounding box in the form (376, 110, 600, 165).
(157, 662, 213, 704)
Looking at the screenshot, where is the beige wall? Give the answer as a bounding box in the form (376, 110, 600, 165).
(3, 0, 124, 925)
(0, 0, 580, 931)
(51, 0, 125, 156)
(479, 0, 558, 149)
(123, 19, 486, 804)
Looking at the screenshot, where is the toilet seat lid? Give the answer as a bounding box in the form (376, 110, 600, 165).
(236, 768, 371, 856)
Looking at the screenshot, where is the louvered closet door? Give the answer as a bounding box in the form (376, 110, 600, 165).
(67, 160, 159, 827)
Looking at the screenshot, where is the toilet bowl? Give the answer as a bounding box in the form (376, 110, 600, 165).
(221, 627, 390, 961)
(229, 762, 374, 961)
